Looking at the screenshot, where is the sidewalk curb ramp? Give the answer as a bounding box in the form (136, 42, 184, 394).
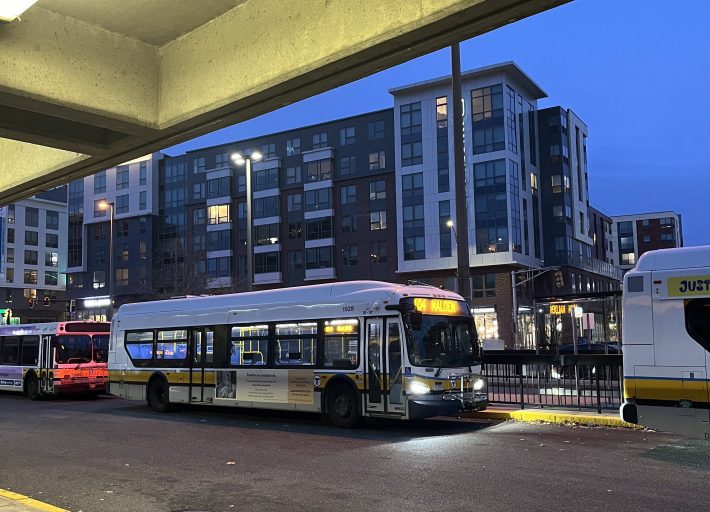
(462, 408, 643, 428)
(0, 488, 69, 512)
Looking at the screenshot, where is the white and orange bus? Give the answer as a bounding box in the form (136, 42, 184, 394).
(0, 321, 110, 399)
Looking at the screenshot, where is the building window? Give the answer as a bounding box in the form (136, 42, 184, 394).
(46, 210, 59, 231)
(193, 183, 205, 200)
(340, 185, 356, 205)
(342, 244, 358, 266)
(24, 250, 38, 265)
(306, 159, 332, 182)
(93, 271, 106, 289)
(312, 132, 328, 150)
(261, 143, 276, 158)
(207, 229, 232, 251)
(207, 257, 231, 278)
(473, 273, 496, 298)
(94, 171, 106, 194)
(140, 241, 147, 260)
(474, 159, 508, 253)
(254, 224, 279, 246)
(506, 86, 518, 154)
(288, 250, 304, 273)
(193, 157, 206, 173)
(116, 194, 129, 214)
(24, 269, 38, 285)
(642, 234, 651, 243)
(472, 85, 504, 154)
(6, 248, 14, 264)
(288, 222, 302, 239)
(208, 176, 231, 198)
(661, 233, 674, 242)
(400, 102, 422, 136)
(340, 156, 356, 176)
(439, 200, 452, 258)
(6, 228, 13, 244)
(370, 211, 387, 230)
(45, 251, 59, 267)
(25, 231, 38, 246)
(116, 220, 129, 238)
(341, 214, 357, 233)
(287, 193, 302, 212)
(208, 204, 231, 224)
(368, 151, 386, 171)
(116, 165, 129, 190)
(193, 233, 206, 252)
(214, 152, 228, 168)
(401, 141, 423, 167)
(139, 161, 148, 185)
(286, 138, 301, 156)
(621, 252, 636, 265)
(368, 120, 385, 140)
(255, 251, 280, 274)
(45, 271, 58, 286)
(369, 180, 386, 201)
(253, 196, 279, 219)
(253, 168, 278, 192)
(306, 218, 333, 240)
(530, 172, 538, 194)
(370, 241, 387, 263)
(436, 96, 448, 128)
(25, 207, 39, 227)
(140, 191, 147, 210)
(193, 207, 206, 225)
(339, 126, 355, 145)
(304, 188, 332, 212)
(5, 268, 14, 283)
(306, 247, 333, 269)
(402, 173, 424, 200)
(286, 166, 302, 185)
(403, 235, 425, 261)
(116, 268, 129, 287)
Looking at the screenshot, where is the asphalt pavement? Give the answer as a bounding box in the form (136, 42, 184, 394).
(0, 393, 708, 512)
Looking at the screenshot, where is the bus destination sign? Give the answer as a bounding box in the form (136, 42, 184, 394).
(412, 298, 465, 316)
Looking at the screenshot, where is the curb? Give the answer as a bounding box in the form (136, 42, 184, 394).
(463, 409, 643, 429)
(0, 488, 69, 512)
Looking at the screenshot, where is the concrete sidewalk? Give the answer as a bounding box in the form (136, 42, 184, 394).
(0, 490, 68, 512)
(462, 404, 643, 429)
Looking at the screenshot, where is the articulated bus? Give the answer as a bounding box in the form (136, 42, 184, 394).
(0, 321, 110, 399)
(109, 281, 487, 427)
(620, 246, 710, 438)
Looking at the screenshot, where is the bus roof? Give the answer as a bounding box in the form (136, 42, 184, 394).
(635, 245, 710, 272)
(116, 281, 463, 317)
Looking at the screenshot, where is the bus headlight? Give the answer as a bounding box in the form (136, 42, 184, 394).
(409, 381, 430, 395)
(473, 378, 485, 391)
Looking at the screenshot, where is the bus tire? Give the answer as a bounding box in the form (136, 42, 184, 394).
(25, 373, 41, 401)
(327, 383, 360, 428)
(147, 376, 171, 413)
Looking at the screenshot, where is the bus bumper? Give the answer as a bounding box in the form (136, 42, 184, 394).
(409, 393, 488, 419)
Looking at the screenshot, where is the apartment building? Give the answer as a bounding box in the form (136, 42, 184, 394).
(612, 211, 683, 271)
(0, 188, 68, 323)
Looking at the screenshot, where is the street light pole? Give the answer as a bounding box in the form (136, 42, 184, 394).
(231, 151, 262, 292)
(98, 200, 114, 319)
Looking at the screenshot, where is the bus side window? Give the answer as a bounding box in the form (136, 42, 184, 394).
(685, 299, 710, 353)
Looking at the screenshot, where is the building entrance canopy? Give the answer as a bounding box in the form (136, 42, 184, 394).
(0, 0, 568, 205)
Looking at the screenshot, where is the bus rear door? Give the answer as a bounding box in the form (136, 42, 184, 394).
(40, 335, 55, 395)
(189, 328, 214, 403)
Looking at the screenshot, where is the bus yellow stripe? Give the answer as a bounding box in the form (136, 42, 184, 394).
(625, 377, 709, 403)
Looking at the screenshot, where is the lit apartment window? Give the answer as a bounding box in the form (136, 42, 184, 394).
(45, 252, 59, 267)
(208, 204, 231, 225)
(93, 271, 106, 289)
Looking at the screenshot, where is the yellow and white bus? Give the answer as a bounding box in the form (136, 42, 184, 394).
(620, 246, 710, 438)
(109, 281, 486, 427)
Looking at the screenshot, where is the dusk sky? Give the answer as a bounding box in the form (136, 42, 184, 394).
(167, 0, 710, 247)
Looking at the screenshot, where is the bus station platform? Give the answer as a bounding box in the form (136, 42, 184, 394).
(0, 489, 67, 512)
(462, 404, 643, 429)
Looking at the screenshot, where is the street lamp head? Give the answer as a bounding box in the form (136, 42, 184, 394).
(250, 151, 263, 162)
(231, 152, 245, 166)
(446, 219, 454, 228)
(97, 200, 111, 211)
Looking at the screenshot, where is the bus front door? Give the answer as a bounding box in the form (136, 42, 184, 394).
(189, 329, 207, 403)
(366, 318, 405, 415)
(40, 335, 54, 394)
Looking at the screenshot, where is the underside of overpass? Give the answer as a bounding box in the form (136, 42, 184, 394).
(0, 0, 569, 205)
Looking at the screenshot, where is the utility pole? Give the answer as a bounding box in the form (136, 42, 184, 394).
(451, 43, 471, 301)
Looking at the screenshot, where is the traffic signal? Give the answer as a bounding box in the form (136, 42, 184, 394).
(5, 290, 12, 304)
(554, 270, 564, 288)
(27, 299, 34, 308)
(43, 296, 51, 307)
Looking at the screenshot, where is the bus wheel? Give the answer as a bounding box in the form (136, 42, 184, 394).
(25, 374, 41, 401)
(148, 378, 171, 413)
(327, 384, 360, 428)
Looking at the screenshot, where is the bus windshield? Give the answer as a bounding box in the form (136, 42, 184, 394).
(93, 335, 109, 363)
(56, 335, 92, 364)
(404, 315, 480, 367)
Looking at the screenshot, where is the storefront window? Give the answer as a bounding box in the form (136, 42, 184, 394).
(473, 308, 498, 340)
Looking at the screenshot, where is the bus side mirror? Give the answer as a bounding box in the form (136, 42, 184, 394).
(409, 311, 423, 327)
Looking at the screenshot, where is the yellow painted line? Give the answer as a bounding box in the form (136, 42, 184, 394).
(463, 409, 643, 429)
(0, 488, 69, 512)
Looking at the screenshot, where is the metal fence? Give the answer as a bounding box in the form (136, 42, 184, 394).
(482, 352, 623, 413)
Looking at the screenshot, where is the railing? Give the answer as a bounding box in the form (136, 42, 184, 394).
(482, 352, 623, 413)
